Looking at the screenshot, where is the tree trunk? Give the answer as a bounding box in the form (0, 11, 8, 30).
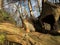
(28, 0, 33, 17)
(0, 0, 2, 9)
(37, 0, 40, 13)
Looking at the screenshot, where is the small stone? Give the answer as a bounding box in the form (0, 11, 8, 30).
(43, 22, 51, 30)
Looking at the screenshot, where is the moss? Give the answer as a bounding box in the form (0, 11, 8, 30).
(0, 33, 5, 44)
(0, 9, 15, 24)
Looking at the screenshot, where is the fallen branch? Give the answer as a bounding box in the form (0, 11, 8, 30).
(0, 22, 60, 45)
